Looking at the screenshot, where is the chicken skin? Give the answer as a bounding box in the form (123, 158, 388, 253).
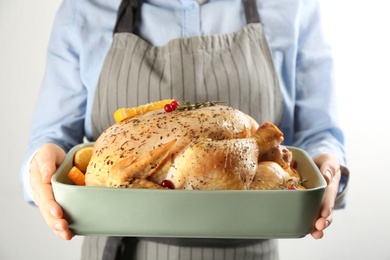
(85, 105, 302, 190)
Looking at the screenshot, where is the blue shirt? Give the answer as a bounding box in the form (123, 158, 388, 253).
(21, 0, 346, 202)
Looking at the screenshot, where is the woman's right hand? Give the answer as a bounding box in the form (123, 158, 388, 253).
(30, 143, 74, 240)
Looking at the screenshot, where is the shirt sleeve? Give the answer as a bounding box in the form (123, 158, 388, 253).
(20, 0, 86, 203)
(292, 1, 347, 166)
(292, 1, 349, 208)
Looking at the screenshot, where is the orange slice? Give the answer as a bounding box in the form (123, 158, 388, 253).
(113, 99, 174, 123)
(67, 166, 86, 186)
(73, 146, 93, 173)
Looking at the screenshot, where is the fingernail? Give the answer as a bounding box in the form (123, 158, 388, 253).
(54, 223, 63, 231)
(58, 231, 66, 239)
(50, 208, 58, 217)
(326, 220, 330, 228)
(325, 170, 332, 183)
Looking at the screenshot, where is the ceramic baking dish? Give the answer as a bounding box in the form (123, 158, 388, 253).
(52, 143, 326, 239)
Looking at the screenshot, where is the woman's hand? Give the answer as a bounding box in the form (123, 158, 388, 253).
(311, 153, 341, 239)
(30, 143, 74, 240)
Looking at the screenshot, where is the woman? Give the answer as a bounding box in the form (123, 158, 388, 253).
(21, 0, 348, 259)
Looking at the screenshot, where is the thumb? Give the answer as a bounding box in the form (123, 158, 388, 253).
(35, 143, 66, 183)
(313, 153, 340, 185)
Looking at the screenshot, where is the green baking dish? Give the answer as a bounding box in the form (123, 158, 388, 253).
(52, 142, 326, 239)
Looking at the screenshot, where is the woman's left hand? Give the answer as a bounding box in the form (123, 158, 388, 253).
(311, 153, 341, 239)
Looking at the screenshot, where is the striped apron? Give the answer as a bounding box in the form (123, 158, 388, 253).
(85, 0, 283, 259)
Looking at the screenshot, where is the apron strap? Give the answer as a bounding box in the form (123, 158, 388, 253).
(243, 0, 261, 24)
(114, 0, 260, 34)
(113, 0, 139, 34)
(102, 237, 123, 260)
(103, 237, 138, 259)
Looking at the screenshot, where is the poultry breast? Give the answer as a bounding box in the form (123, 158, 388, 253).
(85, 105, 303, 190)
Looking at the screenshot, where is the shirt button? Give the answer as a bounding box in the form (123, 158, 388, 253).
(187, 3, 196, 10)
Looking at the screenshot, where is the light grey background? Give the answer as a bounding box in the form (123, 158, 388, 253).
(1, 0, 389, 259)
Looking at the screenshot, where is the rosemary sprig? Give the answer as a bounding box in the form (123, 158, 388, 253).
(277, 178, 308, 190)
(176, 101, 224, 111)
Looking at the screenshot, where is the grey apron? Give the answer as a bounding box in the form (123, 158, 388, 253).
(91, 0, 282, 140)
(85, 0, 282, 259)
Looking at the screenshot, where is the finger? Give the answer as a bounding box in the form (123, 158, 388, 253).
(315, 212, 333, 231)
(31, 160, 66, 226)
(311, 229, 324, 240)
(38, 189, 75, 240)
(38, 183, 63, 218)
(28, 144, 72, 240)
(37, 185, 75, 240)
(320, 172, 340, 218)
(313, 175, 338, 237)
(324, 170, 333, 184)
(54, 229, 75, 240)
(311, 211, 334, 239)
(324, 167, 341, 184)
(47, 211, 75, 240)
(320, 196, 335, 219)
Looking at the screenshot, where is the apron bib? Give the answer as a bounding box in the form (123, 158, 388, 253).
(86, 0, 282, 259)
(91, 0, 282, 140)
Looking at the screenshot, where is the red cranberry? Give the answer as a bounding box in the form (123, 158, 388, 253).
(170, 100, 179, 109)
(161, 180, 174, 189)
(290, 159, 297, 169)
(164, 104, 174, 112)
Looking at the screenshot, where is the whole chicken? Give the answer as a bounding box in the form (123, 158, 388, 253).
(85, 105, 302, 190)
